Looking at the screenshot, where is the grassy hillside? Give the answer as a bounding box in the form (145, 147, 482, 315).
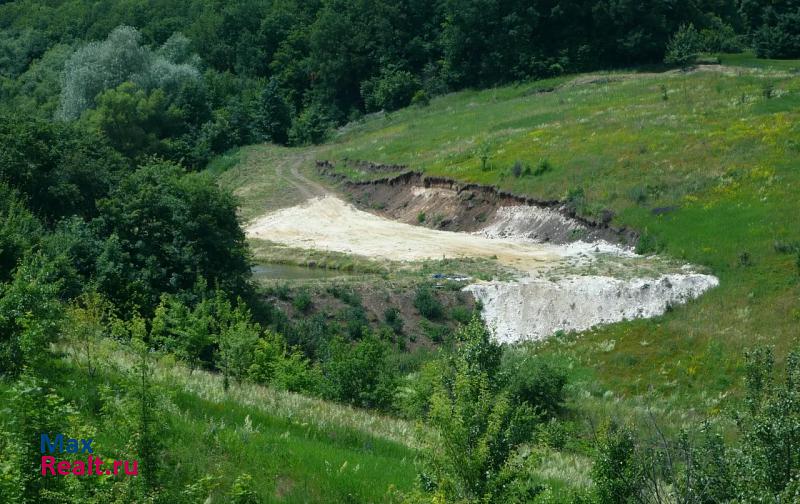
(9, 337, 418, 503)
(223, 58, 800, 421)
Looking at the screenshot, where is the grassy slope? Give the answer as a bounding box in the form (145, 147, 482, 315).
(226, 60, 800, 420)
(18, 339, 418, 503)
(326, 62, 800, 415)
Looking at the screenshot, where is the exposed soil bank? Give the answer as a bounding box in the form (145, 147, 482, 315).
(317, 160, 637, 245)
(245, 194, 718, 343)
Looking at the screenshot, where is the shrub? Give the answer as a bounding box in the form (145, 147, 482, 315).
(415, 317, 541, 502)
(0, 254, 63, 376)
(253, 78, 292, 144)
(592, 421, 642, 504)
(773, 240, 799, 254)
(420, 320, 448, 343)
(450, 305, 472, 324)
(326, 283, 361, 306)
(322, 335, 397, 410)
(215, 300, 261, 387)
(86, 82, 180, 159)
(414, 285, 443, 320)
(288, 102, 332, 145)
(230, 473, 259, 504)
(664, 24, 700, 67)
(340, 305, 369, 340)
(628, 185, 648, 204)
(95, 160, 251, 314)
(0, 184, 42, 283)
(511, 160, 526, 178)
(762, 81, 775, 100)
(635, 229, 665, 254)
(503, 354, 567, 418)
(753, 11, 800, 59)
(248, 330, 321, 394)
(292, 289, 312, 313)
(411, 89, 430, 107)
(564, 187, 587, 214)
(384, 307, 403, 334)
(532, 158, 553, 176)
(738, 250, 753, 267)
(361, 66, 420, 112)
(699, 16, 743, 53)
(417, 211, 426, 223)
(476, 143, 492, 171)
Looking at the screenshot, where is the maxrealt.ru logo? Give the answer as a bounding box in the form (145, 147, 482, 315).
(40, 434, 138, 477)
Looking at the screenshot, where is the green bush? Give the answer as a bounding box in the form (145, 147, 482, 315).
(564, 187, 587, 214)
(0, 254, 63, 376)
(414, 285, 443, 320)
(753, 11, 800, 59)
(384, 307, 403, 334)
(288, 102, 332, 145)
(635, 229, 666, 254)
(450, 305, 472, 324)
(230, 473, 260, 504)
(532, 158, 553, 176)
(322, 336, 397, 410)
(248, 330, 322, 394)
(510, 160, 528, 178)
(411, 89, 430, 107)
(361, 66, 420, 112)
(699, 16, 743, 53)
(0, 184, 42, 283)
(592, 421, 641, 504)
(415, 317, 541, 502)
(503, 354, 567, 418)
(292, 289, 312, 313)
(253, 78, 292, 144)
(420, 319, 448, 343)
(95, 160, 251, 315)
(664, 24, 700, 67)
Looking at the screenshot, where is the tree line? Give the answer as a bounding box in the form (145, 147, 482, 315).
(1, 0, 799, 169)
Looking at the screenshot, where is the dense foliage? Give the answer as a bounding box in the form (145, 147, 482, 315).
(2, 1, 800, 501)
(0, 0, 793, 168)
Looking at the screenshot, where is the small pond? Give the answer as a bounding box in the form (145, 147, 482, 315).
(252, 263, 358, 280)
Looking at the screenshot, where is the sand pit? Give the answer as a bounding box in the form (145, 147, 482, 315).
(247, 195, 569, 271)
(246, 195, 718, 342)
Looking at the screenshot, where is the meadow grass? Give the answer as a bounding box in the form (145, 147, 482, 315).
(48, 338, 419, 502)
(223, 62, 800, 415)
(211, 61, 800, 494)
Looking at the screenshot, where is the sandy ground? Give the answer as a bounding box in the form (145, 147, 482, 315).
(247, 195, 567, 271)
(246, 195, 718, 342)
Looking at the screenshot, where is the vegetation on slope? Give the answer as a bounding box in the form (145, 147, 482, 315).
(2, 0, 800, 501)
(320, 63, 800, 409)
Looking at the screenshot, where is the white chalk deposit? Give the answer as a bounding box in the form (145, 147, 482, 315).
(465, 273, 719, 343)
(247, 196, 719, 343)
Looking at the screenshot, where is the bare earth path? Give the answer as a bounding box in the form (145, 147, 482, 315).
(219, 146, 333, 221)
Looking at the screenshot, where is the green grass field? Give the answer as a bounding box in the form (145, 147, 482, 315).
(28, 338, 419, 503)
(223, 61, 800, 420)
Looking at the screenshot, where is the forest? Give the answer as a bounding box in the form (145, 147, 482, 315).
(1, 0, 800, 502)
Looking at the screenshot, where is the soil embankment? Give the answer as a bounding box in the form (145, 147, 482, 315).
(316, 160, 637, 245)
(244, 158, 718, 343)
